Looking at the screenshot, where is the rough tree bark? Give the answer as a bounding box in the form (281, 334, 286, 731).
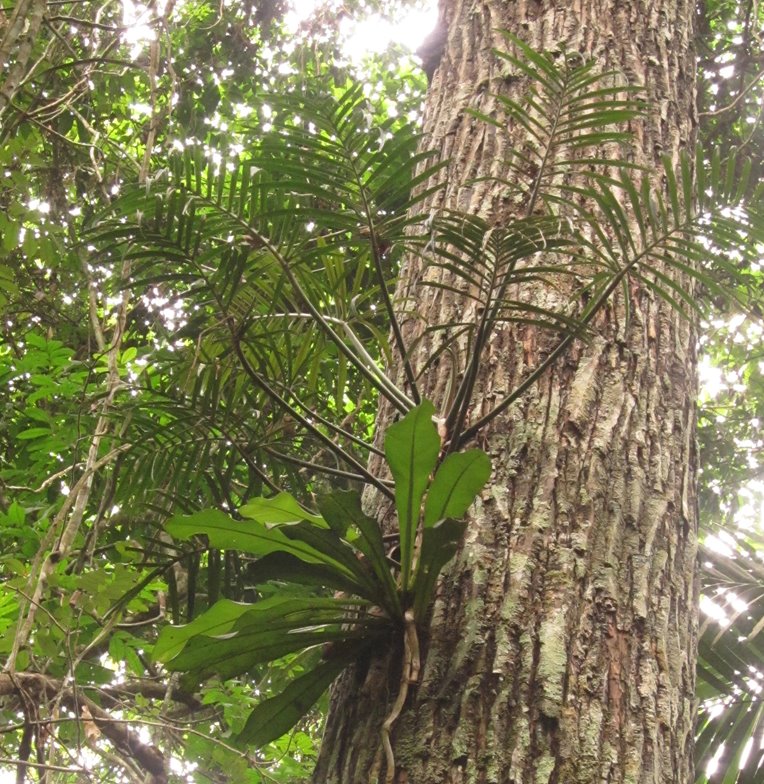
(314, 1, 699, 782)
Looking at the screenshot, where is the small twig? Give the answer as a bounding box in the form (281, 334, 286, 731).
(0, 758, 86, 774)
(230, 331, 394, 500)
(5, 463, 84, 494)
(0, 673, 167, 782)
(700, 65, 764, 117)
(4, 443, 132, 673)
(44, 15, 123, 31)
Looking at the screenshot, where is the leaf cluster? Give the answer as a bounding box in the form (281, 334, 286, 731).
(154, 400, 490, 745)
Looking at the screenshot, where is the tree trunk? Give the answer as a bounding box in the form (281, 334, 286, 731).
(314, 1, 699, 782)
(0, 0, 46, 128)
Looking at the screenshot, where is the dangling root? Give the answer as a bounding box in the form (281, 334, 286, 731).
(381, 610, 420, 784)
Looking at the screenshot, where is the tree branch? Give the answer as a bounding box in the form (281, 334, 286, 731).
(0, 673, 167, 784)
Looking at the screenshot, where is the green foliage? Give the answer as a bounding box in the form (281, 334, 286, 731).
(106, 37, 762, 777)
(385, 400, 441, 589)
(694, 531, 764, 782)
(1, 2, 763, 781)
(422, 450, 492, 527)
(237, 654, 352, 747)
(475, 33, 646, 205)
(157, 401, 490, 745)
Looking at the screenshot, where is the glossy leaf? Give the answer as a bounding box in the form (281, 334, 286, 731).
(153, 598, 252, 663)
(166, 509, 352, 575)
(163, 596, 374, 680)
(237, 641, 369, 746)
(239, 492, 325, 526)
(318, 490, 400, 617)
(411, 519, 467, 622)
(278, 521, 383, 600)
(384, 400, 440, 590)
(423, 450, 491, 527)
(246, 551, 372, 598)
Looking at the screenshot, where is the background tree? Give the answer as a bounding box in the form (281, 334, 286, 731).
(0, 1, 762, 783)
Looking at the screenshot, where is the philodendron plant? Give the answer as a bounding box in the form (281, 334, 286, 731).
(154, 400, 490, 750)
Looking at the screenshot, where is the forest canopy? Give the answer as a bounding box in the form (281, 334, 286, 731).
(0, 1, 763, 783)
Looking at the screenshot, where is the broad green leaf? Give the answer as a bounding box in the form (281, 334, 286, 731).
(411, 519, 467, 622)
(423, 449, 491, 527)
(0, 264, 18, 302)
(169, 626, 356, 681)
(153, 599, 252, 662)
(166, 510, 350, 573)
(239, 492, 325, 526)
(237, 642, 367, 747)
(6, 502, 25, 525)
(246, 551, 372, 599)
(164, 597, 374, 679)
(316, 490, 357, 538)
(318, 490, 400, 617)
(17, 427, 51, 440)
(0, 589, 18, 637)
(384, 400, 440, 589)
(279, 522, 383, 600)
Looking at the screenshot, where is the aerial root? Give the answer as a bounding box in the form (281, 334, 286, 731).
(381, 610, 420, 784)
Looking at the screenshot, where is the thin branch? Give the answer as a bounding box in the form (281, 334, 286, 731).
(700, 65, 764, 117)
(0, 758, 86, 774)
(230, 330, 394, 500)
(0, 673, 167, 783)
(35, 56, 134, 76)
(5, 443, 132, 673)
(263, 446, 394, 486)
(44, 15, 123, 31)
(0, 713, 278, 779)
(5, 463, 85, 494)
